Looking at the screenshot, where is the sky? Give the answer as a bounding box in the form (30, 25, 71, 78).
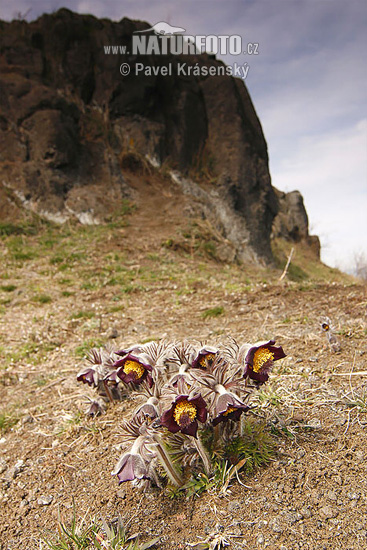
(1, 0, 366, 272)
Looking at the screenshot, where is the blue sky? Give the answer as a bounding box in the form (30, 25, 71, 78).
(1, 1, 366, 272)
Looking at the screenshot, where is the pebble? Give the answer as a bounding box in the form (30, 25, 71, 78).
(257, 520, 268, 529)
(4, 459, 25, 481)
(307, 418, 321, 429)
(0, 458, 7, 474)
(227, 500, 241, 512)
(256, 534, 265, 545)
(334, 417, 346, 426)
(269, 517, 283, 533)
(285, 512, 301, 525)
(38, 495, 53, 506)
(347, 491, 360, 500)
(299, 507, 312, 519)
(319, 506, 338, 519)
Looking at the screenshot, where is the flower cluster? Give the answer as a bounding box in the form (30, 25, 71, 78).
(77, 338, 285, 488)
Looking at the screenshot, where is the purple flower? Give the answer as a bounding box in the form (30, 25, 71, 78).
(113, 353, 153, 387)
(86, 399, 105, 417)
(160, 394, 208, 438)
(212, 392, 249, 426)
(244, 340, 286, 384)
(77, 347, 116, 387)
(112, 452, 150, 484)
(192, 346, 218, 370)
(134, 397, 160, 420)
(77, 366, 99, 387)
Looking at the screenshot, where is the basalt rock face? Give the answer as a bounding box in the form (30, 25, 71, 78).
(272, 189, 320, 257)
(0, 8, 312, 262)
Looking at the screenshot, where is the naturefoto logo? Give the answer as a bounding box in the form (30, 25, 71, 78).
(104, 21, 259, 80)
(131, 21, 258, 56)
(135, 22, 186, 35)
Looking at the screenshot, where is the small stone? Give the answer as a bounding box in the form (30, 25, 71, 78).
(285, 512, 300, 525)
(319, 506, 337, 519)
(256, 534, 265, 545)
(257, 520, 268, 529)
(21, 415, 34, 425)
(327, 491, 337, 501)
(347, 492, 360, 500)
(227, 500, 241, 512)
(117, 488, 126, 499)
(269, 517, 283, 533)
(0, 458, 7, 474)
(334, 417, 346, 426)
(38, 495, 53, 506)
(4, 459, 25, 481)
(299, 507, 312, 519)
(309, 357, 319, 362)
(307, 418, 321, 429)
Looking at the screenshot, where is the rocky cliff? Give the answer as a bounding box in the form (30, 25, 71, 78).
(0, 8, 318, 262)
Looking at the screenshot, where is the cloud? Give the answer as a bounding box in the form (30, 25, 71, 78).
(270, 119, 367, 268)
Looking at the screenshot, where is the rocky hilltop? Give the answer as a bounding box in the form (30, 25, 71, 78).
(0, 8, 318, 262)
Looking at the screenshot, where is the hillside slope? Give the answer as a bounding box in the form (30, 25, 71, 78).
(0, 8, 318, 264)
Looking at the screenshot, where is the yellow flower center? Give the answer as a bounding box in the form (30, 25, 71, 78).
(223, 406, 236, 416)
(173, 399, 197, 427)
(123, 360, 145, 380)
(253, 348, 274, 373)
(199, 353, 215, 367)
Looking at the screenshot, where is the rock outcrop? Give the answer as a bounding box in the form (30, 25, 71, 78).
(0, 8, 316, 262)
(272, 189, 320, 256)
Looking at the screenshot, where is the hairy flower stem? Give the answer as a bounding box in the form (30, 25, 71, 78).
(213, 424, 220, 448)
(152, 435, 183, 487)
(102, 380, 115, 403)
(194, 434, 211, 475)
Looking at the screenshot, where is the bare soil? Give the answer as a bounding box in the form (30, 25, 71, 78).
(0, 178, 366, 550)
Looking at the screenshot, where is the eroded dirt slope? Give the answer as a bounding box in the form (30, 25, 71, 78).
(0, 203, 366, 550)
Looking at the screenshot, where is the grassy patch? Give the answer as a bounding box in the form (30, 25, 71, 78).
(272, 238, 352, 283)
(0, 221, 39, 237)
(61, 290, 74, 297)
(0, 411, 19, 434)
(201, 306, 224, 319)
(75, 339, 105, 358)
(41, 510, 159, 550)
(172, 418, 276, 498)
(70, 310, 96, 320)
(1, 284, 17, 292)
(32, 294, 52, 304)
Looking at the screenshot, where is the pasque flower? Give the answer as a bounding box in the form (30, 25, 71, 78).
(77, 347, 115, 387)
(244, 340, 286, 383)
(112, 435, 151, 483)
(212, 390, 249, 426)
(160, 393, 208, 438)
(192, 346, 219, 369)
(113, 352, 154, 387)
